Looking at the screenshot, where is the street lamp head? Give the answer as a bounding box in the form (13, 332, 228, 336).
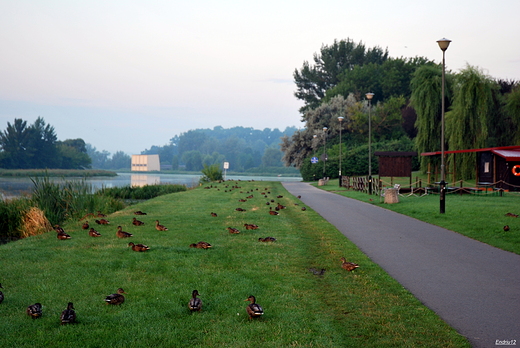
(323, 127, 328, 132)
(437, 38, 451, 52)
(338, 116, 344, 122)
(365, 92, 374, 100)
(313, 134, 317, 139)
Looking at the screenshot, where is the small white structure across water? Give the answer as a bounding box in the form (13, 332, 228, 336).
(131, 154, 160, 172)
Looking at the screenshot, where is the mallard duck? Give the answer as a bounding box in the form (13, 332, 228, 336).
(258, 237, 276, 242)
(210, 212, 218, 217)
(0, 283, 4, 304)
(340, 257, 359, 271)
(54, 225, 71, 240)
(105, 288, 126, 305)
(89, 228, 102, 237)
(27, 303, 42, 318)
(95, 219, 110, 225)
(189, 241, 212, 249)
(188, 290, 202, 312)
(116, 226, 133, 238)
(245, 295, 263, 319)
(504, 225, 510, 231)
(82, 221, 89, 230)
(227, 227, 240, 234)
(155, 220, 168, 231)
(244, 223, 259, 230)
(132, 217, 145, 226)
(268, 207, 279, 216)
(235, 208, 246, 212)
(134, 210, 147, 215)
(128, 242, 150, 252)
(505, 212, 519, 217)
(60, 302, 76, 325)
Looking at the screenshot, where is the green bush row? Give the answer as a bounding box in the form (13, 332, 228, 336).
(95, 183, 187, 200)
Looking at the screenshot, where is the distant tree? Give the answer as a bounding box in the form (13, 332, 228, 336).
(182, 150, 203, 171)
(171, 154, 179, 170)
(0, 118, 31, 168)
(57, 142, 92, 169)
(294, 38, 389, 113)
(109, 151, 131, 170)
(261, 147, 283, 167)
(86, 144, 110, 169)
(502, 84, 520, 144)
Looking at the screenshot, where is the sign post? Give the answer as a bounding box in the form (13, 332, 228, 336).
(223, 162, 229, 180)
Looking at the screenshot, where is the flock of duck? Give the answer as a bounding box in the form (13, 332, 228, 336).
(1, 180, 359, 324)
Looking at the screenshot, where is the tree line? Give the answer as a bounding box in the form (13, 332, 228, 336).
(141, 126, 298, 172)
(283, 38, 520, 180)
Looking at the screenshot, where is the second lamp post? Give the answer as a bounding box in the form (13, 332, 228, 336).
(366, 92, 374, 194)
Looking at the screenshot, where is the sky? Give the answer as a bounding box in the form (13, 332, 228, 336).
(1, 0, 519, 156)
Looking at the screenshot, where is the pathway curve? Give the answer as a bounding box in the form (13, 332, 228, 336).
(282, 182, 520, 348)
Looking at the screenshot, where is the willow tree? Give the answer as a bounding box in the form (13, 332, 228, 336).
(503, 84, 520, 144)
(410, 65, 445, 172)
(446, 65, 497, 179)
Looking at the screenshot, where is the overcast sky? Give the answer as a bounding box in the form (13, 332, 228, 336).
(1, 0, 519, 155)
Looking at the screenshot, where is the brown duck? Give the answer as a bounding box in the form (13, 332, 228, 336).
(245, 295, 264, 319)
(132, 217, 145, 226)
(128, 242, 150, 252)
(60, 302, 76, 325)
(104, 288, 126, 305)
(188, 290, 202, 312)
(88, 228, 102, 237)
(27, 303, 43, 318)
(155, 220, 168, 231)
(116, 226, 133, 238)
(189, 241, 212, 249)
(340, 257, 359, 271)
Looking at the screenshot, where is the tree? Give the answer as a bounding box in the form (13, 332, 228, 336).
(502, 84, 520, 144)
(261, 147, 283, 167)
(109, 151, 131, 170)
(294, 38, 389, 113)
(0, 118, 30, 168)
(86, 144, 110, 169)
(446, 65, 497, 179)
(182, 150, 203, 171)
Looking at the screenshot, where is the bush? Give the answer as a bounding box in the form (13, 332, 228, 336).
(199, 164, 223, 183)
(96, 184, 187, 200)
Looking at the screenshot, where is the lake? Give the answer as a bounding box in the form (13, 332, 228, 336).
(0, 173, 303, 199)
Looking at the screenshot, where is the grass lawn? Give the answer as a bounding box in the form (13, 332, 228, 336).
(0, 181, 469, 347)
(318, 179, 520, 255)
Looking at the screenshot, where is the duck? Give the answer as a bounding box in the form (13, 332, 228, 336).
(88, 228, 102, 237)
(245, 295, 263, 319)
(227, 227, 240, 234)
(340, 257, 360, 272)
(54, 225, 71, 240)
(189, 241, 212, 249)
(235, 207, 246, 212)
(188, 290, 202, 312)
(244, 223, 259, 230)
(210, 212, 218, 217)
(0, 283, 4, 304)
(258, 237, 276, 242)
(134, 210, 147, 215)
(128, 242, 150, 252)
(301, 207, 307, 211)
(96, 211, 107, 217)
(269, 207, 279, 215)
(155, 220, 168, 231)
(116, 226, 133, 238)
(132, 217, 145, 226)
(504, 225, 510, 232)
(82, 221, 89, 230)
(95, 219, 110, 225)
(505, 212, 519, 217)
(27, 303, 43, 318)
(60, 302, 76, 325)
(104, 288, 126, 305)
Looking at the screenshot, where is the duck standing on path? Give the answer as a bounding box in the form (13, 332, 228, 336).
(105, 288, 126, 305)
(245, 295, 263, 319)
(188, 290, 202, 312)
(27, 303, 43, 318)
(60, 302, 76, 325)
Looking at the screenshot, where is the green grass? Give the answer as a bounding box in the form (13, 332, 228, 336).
(319, 179, 520, 255)
(0, 181, 469, 347)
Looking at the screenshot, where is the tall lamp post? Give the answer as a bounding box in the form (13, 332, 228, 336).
(366, 93, 374, 195)
(322, 127, 328, 178)
(437, 38, 451, 214)
(338, 117, 344, 187)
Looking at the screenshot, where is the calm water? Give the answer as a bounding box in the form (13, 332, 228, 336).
(0, 173, 302, 199)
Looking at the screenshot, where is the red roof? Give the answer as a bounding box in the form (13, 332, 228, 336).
(421, 145, 520, 158)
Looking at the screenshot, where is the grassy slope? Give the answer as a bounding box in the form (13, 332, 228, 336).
(0, 181, 469, 347)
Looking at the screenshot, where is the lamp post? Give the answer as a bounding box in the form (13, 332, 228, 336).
(365, 92, 374, 195)
(338, 117, 344, 187)
(437, 38, 451, 214)
(313, 134, 317, 181)
(322, 127, 328, 178)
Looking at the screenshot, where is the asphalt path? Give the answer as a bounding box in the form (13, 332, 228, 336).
(282, 182, 520, 348)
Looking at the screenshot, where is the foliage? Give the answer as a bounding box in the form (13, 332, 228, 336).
(0, 197, 33, 243)
(96, 183, 187, 200)
(446, 65, 497, 179)
(501, 84, 520, 144)
(0, 169, 116, 177)
(0, 181, 469, 347)
(199, 163, 224, 183)
(294, 38, 389, 113)
(85, 145, 132, 170)
(0, 117, 91, 170)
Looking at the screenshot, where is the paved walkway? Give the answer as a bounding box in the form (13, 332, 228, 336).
(283, 182, 520, 348)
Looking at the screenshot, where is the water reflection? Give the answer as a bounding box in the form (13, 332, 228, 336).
(0, 173, 302, 199)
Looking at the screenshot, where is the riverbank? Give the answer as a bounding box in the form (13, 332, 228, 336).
(0, 169, 117, 177)
(0, 180, 467, 347)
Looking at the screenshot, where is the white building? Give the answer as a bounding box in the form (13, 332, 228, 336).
(131, 154, 160, 172)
